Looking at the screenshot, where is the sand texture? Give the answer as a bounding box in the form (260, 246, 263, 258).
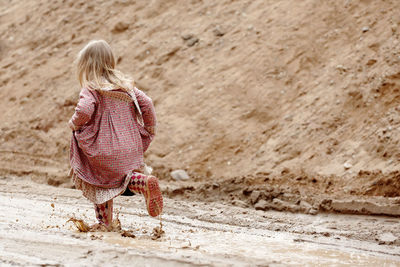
(1, 1, 400, 212)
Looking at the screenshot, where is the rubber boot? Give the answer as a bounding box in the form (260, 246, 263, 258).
(94, 199, 113, 227)
(128, 172, 163, 217)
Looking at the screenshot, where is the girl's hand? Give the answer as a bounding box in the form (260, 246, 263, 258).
(144, 125, 156, 136)
(68, 119, 80, 131)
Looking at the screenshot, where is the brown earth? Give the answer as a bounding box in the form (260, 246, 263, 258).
(1, 0, 400, 213)
(1, 177, 400, 266)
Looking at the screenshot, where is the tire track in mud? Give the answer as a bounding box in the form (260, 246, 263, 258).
(1, 176, 400, 266)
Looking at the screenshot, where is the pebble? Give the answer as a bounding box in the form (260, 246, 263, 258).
(336, 65, 347, 72)
(343, 162, 352, 169)
(378, 232, 397, 244)
(213, 25, 226, 37)
(254, 199, 269, 211)
(181, 33, 199, 46)
(284, 114, 293, 121)
(362, 26, 370, 33)
(170, 170, 190, 181)
(181, 33, 194, 40)
(186, 37, 199, 47)
(250, 190, 261, 204)
(308, 208, 318, 215)
(300, 200, 312, 210)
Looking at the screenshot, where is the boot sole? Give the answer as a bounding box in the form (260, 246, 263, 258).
(145, 176, 163, 217)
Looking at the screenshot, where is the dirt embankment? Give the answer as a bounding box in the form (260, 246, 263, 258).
(1, 0, 400, 212)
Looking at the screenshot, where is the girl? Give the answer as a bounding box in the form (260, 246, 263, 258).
(69, 40, 163, 230)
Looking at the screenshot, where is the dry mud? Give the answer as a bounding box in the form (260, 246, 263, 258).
(1, 176, 400, 266)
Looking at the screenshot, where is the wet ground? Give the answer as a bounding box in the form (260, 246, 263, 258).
(1, 176, 400, 266)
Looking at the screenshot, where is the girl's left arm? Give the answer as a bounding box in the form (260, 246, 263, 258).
(69, 88, 97, 131)
(134, 87, 157, 135)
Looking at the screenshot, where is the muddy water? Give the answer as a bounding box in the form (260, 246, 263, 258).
(0, 177, 400, 266)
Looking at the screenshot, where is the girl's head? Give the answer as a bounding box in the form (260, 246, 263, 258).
(77, 40, 132, 91)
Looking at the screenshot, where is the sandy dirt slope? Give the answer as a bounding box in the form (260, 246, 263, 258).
(1, 176, 400, 266)
(1, 0, 400, 211)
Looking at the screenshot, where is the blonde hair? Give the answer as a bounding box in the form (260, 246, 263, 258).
(77, 40, 133, 91)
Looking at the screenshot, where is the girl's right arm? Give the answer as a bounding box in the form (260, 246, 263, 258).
(69, 88, 97, 131)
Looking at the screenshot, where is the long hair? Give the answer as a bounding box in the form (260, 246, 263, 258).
(77, 40, 133, 91)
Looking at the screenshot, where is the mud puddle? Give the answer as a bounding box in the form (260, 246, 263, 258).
(1, 177, 400, 266)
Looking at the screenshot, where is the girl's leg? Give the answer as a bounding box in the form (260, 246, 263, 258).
(128, 172, 163, 217)
(94, 199, 113, 227)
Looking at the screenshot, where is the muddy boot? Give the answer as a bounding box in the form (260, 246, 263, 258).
(128, 172, 163, 217)
(94, 199, 113, 229)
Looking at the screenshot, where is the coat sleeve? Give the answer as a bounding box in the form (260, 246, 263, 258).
(134, 87, 157, 135)
(69, 88, 97, 130)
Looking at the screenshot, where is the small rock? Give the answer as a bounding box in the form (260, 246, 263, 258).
(170, 170, 190, 181)
(254, 199, 269, 211)
(186, 37, 199, 47)
(213, 25, 226, 37)
(336, 64, 347, 72)
(181, 33, 194, 40)
(284, 114, 293, 121)
(212, 183, 220, 189)
(378, 232, 397, 244)
(250, 190, 261, 204)
(113, 22, 129, 33)
(343, 162, 352, 169)
(362, 26, 370, 33)
(300, 200, 312, 210)
(181, 33, 199, 46)
(308, 208, 318, 215)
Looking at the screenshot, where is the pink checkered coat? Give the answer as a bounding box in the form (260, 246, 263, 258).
(69, 86, 156, 188)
